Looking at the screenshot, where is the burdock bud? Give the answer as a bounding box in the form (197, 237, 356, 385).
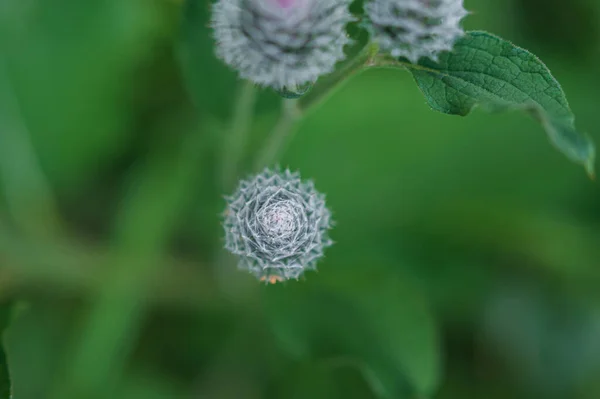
(211, 0, 353, 91)
(223, 168, 333, 283)
(365, 0, 468, 63)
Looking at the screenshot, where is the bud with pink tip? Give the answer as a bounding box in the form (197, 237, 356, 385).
(211, 0, 353, 91)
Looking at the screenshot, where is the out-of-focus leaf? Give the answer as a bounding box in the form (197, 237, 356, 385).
(271, 361, 337, 399)
(116, 371, 186, 399)
(58, 125, 208, 398)
(270, 359, 377, 399)
(481, 282, 600, 396)
(0, 0, 164, 187)
(264, 266, 440, 398)
(4, 302, 73, 399)
(178, 0, 237, 119)
(0, 302, 12, 399)
(409, 31, 596, 176)
(514, 0, 600, 58)
(0, 58, 62, 237)
(324, 268, 441, 397)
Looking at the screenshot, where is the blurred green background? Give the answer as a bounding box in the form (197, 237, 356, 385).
(1, 0, 600, 398)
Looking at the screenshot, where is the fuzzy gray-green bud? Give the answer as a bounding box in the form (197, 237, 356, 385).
(366, 0, 468, 63)
(211, 0, 354, 91)
(223, 168, 333, 282)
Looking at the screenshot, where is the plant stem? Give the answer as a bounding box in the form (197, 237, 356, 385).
(220, 81, 258, 190)
(253, 98, 301, 171)
(298, 42, 380, 116)
(250, 43, 383, 171)
(299, 49, 438, 119)
(250, 43, 382, 170)
(368, 54, 441, 74)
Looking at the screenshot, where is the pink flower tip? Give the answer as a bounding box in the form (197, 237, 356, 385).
(276, 0, 295, 7)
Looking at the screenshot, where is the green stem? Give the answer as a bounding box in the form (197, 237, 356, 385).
(251, 43, 382, 171)
(368, 54, 442, 74)
(220, 81, 258, 190)
(218, 46, 388, 308)
(298, 42, 380, 115)
(252, 98, 301, 171)
(215, 81, 260, 301)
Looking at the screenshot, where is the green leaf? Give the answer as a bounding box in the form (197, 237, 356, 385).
(264, 266, 440, 398)
(408, 31, 596, 176)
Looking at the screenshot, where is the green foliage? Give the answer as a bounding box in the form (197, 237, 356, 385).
(0, 1, 599, 399)
(409, 31, 596, 176)
(178, 0, 237, 119)
(0, 303, 12, 399)
(5, 302, 71, 399)
(0, 0, 165, 188)
(265, 268, 438, 398)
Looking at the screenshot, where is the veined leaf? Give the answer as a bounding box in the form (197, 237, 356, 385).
(408, 31, 595, 176)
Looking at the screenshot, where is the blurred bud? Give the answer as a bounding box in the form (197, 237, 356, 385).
(365, 0, 468, 63)
(223, 168, 333, 282)
(211, 0, 353, 90)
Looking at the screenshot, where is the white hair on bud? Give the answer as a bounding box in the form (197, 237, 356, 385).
(223, 167, 333, 282)
(366, 0, 468, 63)
(211, 0, 354, 90)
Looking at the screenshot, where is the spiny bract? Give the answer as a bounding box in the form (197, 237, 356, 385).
(366, 0, 468, 63)
(211, 0, 353, 90)
(223, 168, 333, 282)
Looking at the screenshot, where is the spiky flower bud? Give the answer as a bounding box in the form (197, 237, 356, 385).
(211, 0, 353, 90)
(223, 168, 333, 282)
(365, 0, 468, 63)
